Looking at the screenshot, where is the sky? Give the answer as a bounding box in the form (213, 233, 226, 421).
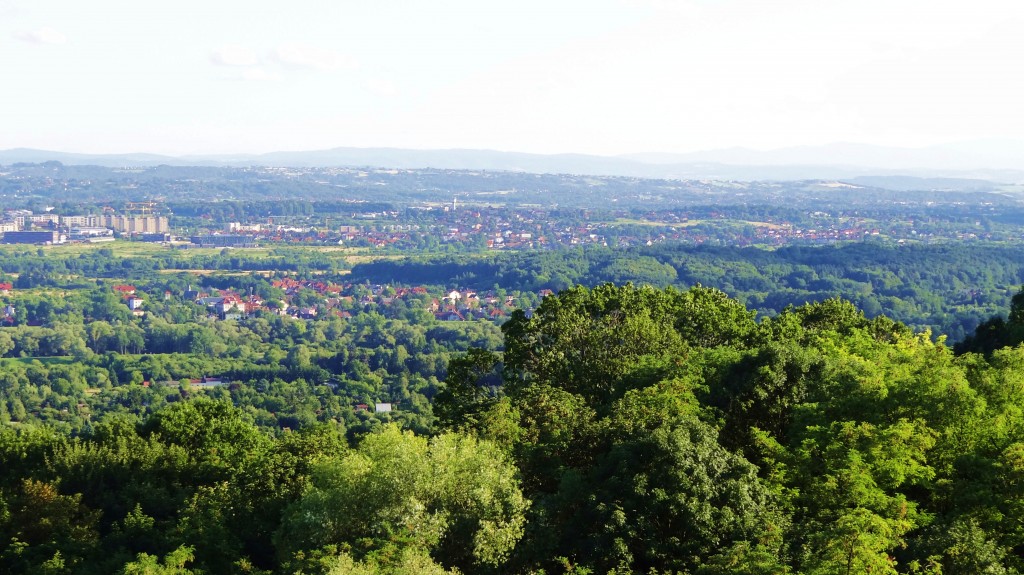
(3, 0, 1024, 157)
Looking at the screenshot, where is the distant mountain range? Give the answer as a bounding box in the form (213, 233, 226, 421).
(3, 140, 1024, 183)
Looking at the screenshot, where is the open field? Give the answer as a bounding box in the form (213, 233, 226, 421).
(0, 240, 385, 263)
(1, 241, 368, 257)
(1, 241, 177, 257)
(157, 269, 268, 276)
(0, 356, 76, 368)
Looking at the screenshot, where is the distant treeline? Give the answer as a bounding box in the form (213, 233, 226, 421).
(350, 242, 1024, 341)
(0, 248, 342, 282)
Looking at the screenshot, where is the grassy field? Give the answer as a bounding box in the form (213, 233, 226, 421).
(1, 240, 375, 258)
(0, 240, 392, 266)
(156, 269, 265, 276)
(0, 241, 176, 257)
(0, 239, 426, 292)
(0, 356, 76, 367)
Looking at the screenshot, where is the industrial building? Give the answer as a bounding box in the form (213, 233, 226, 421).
(190, 234, 257, 248)
(69, 227, 115, 242)
(2, 231, 64, 244)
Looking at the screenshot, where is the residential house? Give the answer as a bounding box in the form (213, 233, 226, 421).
(220, 294, 246, 315)
(188, 377, 228, 390)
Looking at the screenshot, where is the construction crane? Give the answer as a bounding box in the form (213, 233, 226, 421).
(125, 201, 159, 217)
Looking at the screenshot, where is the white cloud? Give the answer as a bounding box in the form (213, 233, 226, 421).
(13, 27, 66, 45)
(619, 0, 704, 17)
(209, 41, 356, 81)
(210, 44, 259, 67)
(0, 0, 24, 17)
(366, 78, 398, 98)
(238, 68, 281, 82)
(269, 43, 357, 71)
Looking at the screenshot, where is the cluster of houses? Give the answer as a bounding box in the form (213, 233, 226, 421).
(112, 285, 147, 317)
(196, 294, 253, 320)
(204, 205, 889, 252)
(102, 276, 553, 325)
(138, 376, 232, 391)
(269, 278, 527, 322)
(179, 278, 540, 323)
(428, 289, 527, 321)
(752, 224, 881, 246)
(355, 402, 393, 413)
(191, 206, 620, 251)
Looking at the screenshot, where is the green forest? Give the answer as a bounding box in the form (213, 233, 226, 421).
(349, 242, 1024, 341)
(6, 284, 1024, 574)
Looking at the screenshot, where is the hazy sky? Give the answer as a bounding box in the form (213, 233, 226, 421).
(3, 0, 1023, 156)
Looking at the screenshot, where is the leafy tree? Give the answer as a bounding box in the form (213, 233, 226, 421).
(433, 348, 502, 431)
(120, 545, 196, 575)
(318, 548, 457, 575)
(276, 425, 527, 573)
(502, 284, 700, 408)
(0, 479, 101, 574)
(552, 411, 786, 574)
(0, 331, 15, 357)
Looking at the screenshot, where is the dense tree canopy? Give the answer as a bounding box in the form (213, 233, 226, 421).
(5, 284, 1024, 573)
